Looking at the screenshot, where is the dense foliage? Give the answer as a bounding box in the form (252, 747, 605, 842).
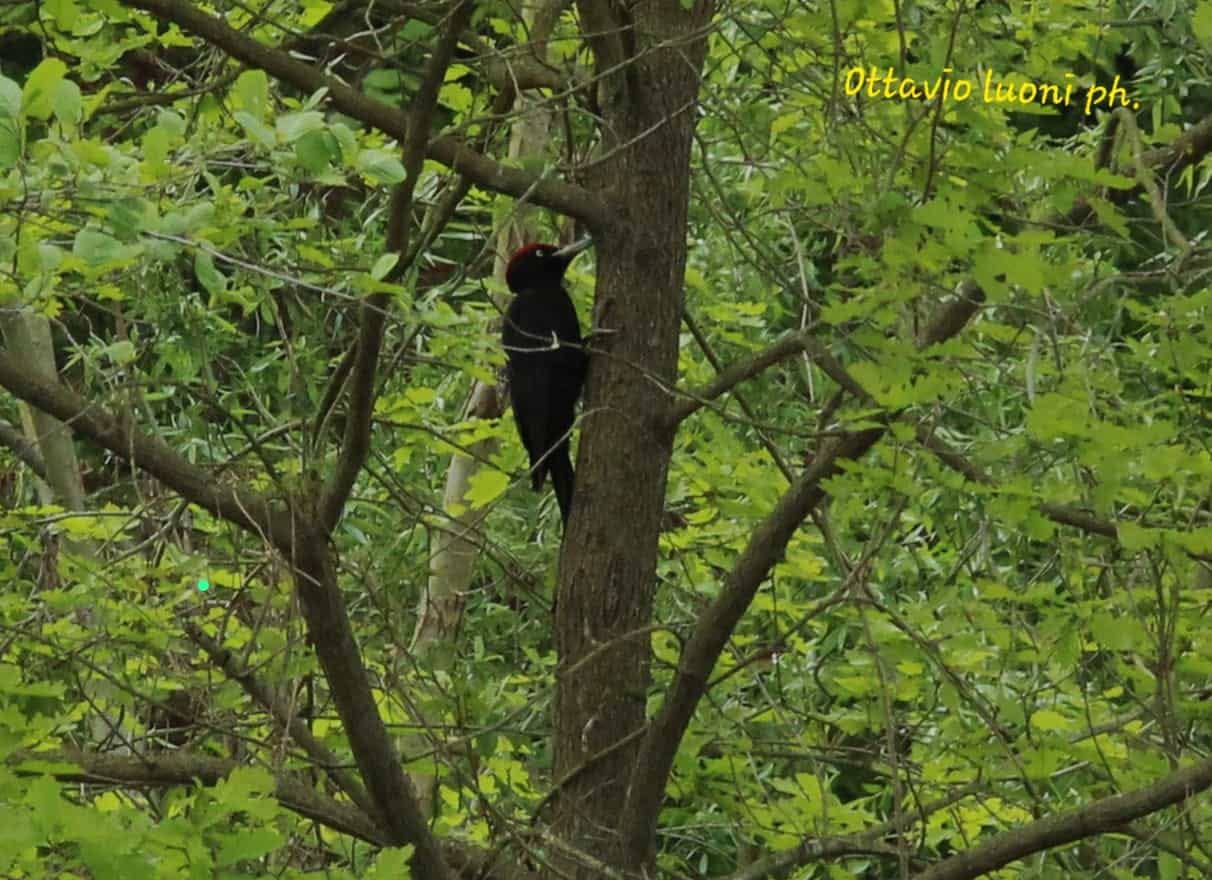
(0, 0, 1209, 878)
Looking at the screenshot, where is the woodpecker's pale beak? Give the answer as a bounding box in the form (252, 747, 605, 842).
(554, 237, 593, 261)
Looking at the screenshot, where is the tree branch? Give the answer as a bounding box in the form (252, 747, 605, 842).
(319, 0, 471, 531)
(24, 747, 544, 879)
(119, 0, 611, 229)
(0, 416, 46, 479)
(915, 755, 1212, 880)
(182, 621, 380, 822)
(1064, 111, 1212, 227)
(0, 350, 292, 547)
(726, 782, 986, 880)
(28, 748, 390, 845)
(619, 284, 986, 862)
(669, 292, 1143, 553)
(680, 307, 796, 481)
(666, 328, 814, 425)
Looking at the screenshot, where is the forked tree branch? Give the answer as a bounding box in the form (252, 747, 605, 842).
(619, 284, 986, 863)
(183, 622, 380, 822)
(0, 337, 452, 876)
(319, 0, 471, 531)
(119, 0, 612, 228)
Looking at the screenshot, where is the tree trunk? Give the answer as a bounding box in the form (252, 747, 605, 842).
(552, 1, 713, 873)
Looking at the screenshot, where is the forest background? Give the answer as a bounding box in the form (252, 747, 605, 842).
(0, 0, 1211, 878)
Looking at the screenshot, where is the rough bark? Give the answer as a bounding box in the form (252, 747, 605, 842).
(550, 1, 713, 874)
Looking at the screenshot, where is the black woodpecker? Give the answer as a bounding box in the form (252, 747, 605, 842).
(501, 238, 591, 525)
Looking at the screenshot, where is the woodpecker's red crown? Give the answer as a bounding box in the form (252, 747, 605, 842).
(505, 239, 592, 293)
(509, 243, 556, 263)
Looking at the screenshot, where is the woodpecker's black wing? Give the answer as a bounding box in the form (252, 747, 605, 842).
(503, 284, 586, 522)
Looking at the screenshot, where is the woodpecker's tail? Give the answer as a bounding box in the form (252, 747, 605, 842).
(548, 444, 575, 525)
(530, 461, 548, 492)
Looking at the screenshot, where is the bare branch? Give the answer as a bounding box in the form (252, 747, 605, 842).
(119, 0, 612, 228)
(0, 416, 46, 479)
(620, 284, 986, 860)
(183, 622, 379, 822)
(320, 0, 472, 531)
(915, 756, 1212, 880)
(0, 350, 291, 547)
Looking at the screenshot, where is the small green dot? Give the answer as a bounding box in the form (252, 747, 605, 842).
(197, 578, 210, 592)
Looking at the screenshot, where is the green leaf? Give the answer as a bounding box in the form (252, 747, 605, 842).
(300, 0, 334, 27)
(101, 340, 136, 365)
(21, 58, 68, 120)
(770, 111, 801, 136)
(51, 79, 82, 128)
(184, 201, 216, 231)
(194, 251, 227, 296)
(1090, 612, 1146, 651)
(107, 198, 151, 239)
(1029, 709, 1070, 732)
(230, 70, 270, 117)
(371, 253, 398, 281)
(1087, 195, 1129, 237)
(1025, 392, 1091, 440)
(276, 110, 325, 143)
(216, 828, 282, 866)
(141, 126, 171, 175)
(156, 108, 186, 137)
(0, 114, 19, 169)
(438, 82, 473, 113)
(73, 228, 124, 265)
(214, 766, 276, 812)
(38, 243, 65, 273)
(45, 0, 83, 29)
(364, 69, 404, 92)
(0, 75, 22, 118)
(1195, 2, 1212, 49)
(233, 111, 275, 148)
(465, 469, 510, 509)
(0, 75, 23, 169)
(356, 149, 407, 184)
(1118, 522, 1158, 551)
(294, 129, 338, 173)
(365, 846, 414, 880)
